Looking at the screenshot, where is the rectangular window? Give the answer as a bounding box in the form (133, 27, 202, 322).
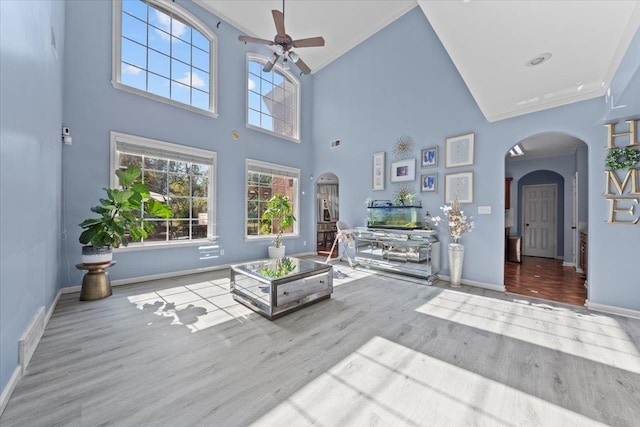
(111, 131, 216, 246)
(245, 159, 300, 239)
(246, 54, 300, 142)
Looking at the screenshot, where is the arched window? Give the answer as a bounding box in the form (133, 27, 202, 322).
(246, 53, 300, 142)
(113, 0, 217, 116)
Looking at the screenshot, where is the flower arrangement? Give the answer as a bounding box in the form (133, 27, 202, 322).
(432, 198, 475, 243)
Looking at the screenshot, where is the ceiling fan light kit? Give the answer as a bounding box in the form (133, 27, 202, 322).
(237, 0, 325, 75)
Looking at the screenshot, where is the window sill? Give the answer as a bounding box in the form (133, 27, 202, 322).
(245, 234, 299, 243)
(115, 238, 217, 252)
(245, 123, 300, 144)
(112, 81, 219, 119)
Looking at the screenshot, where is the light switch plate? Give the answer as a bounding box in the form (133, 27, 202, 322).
(478, 206, 492, 215)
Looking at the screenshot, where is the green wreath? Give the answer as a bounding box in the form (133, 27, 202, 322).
(605, 147, 640, 170)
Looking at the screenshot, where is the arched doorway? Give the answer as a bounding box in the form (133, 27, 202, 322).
(316, 173, 339, 258)
(504, 133, 588, 305)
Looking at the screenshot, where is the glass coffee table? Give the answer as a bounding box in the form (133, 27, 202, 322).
(230, 257, 333, 320)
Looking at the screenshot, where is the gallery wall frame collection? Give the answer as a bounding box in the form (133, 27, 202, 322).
(371, 131, 475, 200)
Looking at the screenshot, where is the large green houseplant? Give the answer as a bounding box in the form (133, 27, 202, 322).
(79, 166, 172, 263)
(260, 193, 296, 258)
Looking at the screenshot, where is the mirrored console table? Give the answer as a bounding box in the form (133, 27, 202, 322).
(353, 227, 440, 283)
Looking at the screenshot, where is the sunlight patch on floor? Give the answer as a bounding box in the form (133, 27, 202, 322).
(127, 279, 254, 332)
(416, 291, 640, 374)
(251, 336, 606, 426)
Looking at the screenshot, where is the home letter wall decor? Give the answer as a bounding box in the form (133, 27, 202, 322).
(604, 118, 640, 224)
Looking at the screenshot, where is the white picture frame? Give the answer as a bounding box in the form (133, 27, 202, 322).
(390, 158, 416, 182)
(372, 151, 385, 191)
(445, 171, 474, 203)
(445, 133, 475, 168)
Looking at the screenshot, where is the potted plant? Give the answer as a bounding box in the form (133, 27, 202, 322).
(79, 165, 172, 264)
(260, 193, 296, 258)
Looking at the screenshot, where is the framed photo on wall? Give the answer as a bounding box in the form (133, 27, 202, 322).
(421, 146, 438, 168)
(372, 151, 385, 191)
(445, 171, 473, 203)
(390, 158, 416, 182)
(421, 173, 437, 192)
(445, 132, 475, 168)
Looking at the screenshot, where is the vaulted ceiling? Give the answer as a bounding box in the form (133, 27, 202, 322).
(195, 0, 640, 125)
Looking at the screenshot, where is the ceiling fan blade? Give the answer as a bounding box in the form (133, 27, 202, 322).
(263, 54, 280, 73)
(294, 57, 312, 75)
(292, 37, 325, 48)
(272, 10, 286, 37)
(238, 35, 274, 45)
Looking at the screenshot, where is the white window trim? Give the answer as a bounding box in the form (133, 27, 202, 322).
(112, 0, 218, 118)
(246, 53, 301, 143)
(110, 131, 217, 248)
(245, 158, 300, 241)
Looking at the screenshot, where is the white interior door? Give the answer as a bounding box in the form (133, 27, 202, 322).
(523, 184, 557, 258)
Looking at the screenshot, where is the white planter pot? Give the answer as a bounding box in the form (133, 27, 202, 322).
(81, 245, 113, 265)
(268, 245, 285, 259)
(448, 243, 464, 287)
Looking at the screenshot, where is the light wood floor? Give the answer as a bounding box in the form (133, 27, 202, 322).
(2, 260, 639, 426)
(505, 256, 588, 306)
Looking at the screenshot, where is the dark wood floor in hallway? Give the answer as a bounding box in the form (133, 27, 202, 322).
(505, 256, 587, 306)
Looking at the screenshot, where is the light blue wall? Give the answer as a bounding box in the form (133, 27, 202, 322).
(62, 0, 315, 284)
(0, 0, 66, 395)
(311, 7, 639, 309)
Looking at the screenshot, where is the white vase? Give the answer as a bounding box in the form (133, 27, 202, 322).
(268, 245, 285, 259)
(448, 243, 464, 287)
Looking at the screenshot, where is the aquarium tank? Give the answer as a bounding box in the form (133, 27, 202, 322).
(366, 205, 422, 229)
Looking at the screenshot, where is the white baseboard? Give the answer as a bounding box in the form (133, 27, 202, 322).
(61, 285, 81, 294)
(562, 261, 575, 267)
(46, 290, 62, 325)
(586, 301, 640, 319)
(437, 275, 506, 292)
(111, 263, 231, 287)
(18, 307, 45, 374)
(0, 366, 21, 416)
(2, 288, 64, 416)
(292, 251, 317, 258)
(576, 267, 584, 274)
